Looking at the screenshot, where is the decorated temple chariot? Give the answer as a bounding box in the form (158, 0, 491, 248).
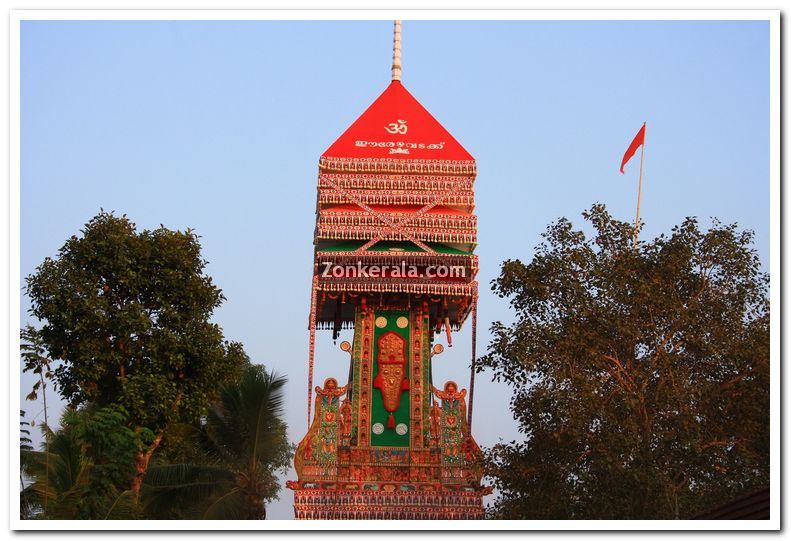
(287, 21, 489, 520)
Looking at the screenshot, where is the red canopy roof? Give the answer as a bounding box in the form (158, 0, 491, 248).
(322, 81, 474, 163)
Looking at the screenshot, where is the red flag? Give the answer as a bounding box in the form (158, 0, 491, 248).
(620, 122, 646, 174)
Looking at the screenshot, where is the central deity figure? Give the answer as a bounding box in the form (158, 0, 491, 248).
(374, 331, 410, 429)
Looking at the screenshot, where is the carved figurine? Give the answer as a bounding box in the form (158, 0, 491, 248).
(429, 400, 441, 446)
(431, 381, 467, 405)
(316, 377, 348, 400)
(340, 397, 352, 444)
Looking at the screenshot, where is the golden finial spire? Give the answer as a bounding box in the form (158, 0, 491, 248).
(391, 20, 402, 82)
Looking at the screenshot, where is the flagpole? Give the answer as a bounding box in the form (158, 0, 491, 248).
(633, 122, 646, 248)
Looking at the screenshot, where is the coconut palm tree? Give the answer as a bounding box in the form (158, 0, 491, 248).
(20, 408, 140, 519)
(20, 414, 86, 519)
(142, 365, 291, 519)
(20, 411, 35, 519)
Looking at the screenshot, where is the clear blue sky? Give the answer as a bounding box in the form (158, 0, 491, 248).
(20, 19, 769, 519)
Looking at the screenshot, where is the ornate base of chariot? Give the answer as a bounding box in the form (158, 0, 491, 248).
(288, 481, 488, 520)
(288, 306, 488, 520)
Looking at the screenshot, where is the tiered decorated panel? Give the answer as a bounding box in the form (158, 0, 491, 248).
(313, 81, 479, 331)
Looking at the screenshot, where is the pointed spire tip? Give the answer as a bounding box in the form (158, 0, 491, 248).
(391, 20, 402, 82)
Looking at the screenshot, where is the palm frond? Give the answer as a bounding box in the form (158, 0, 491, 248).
(251, 371, 287, 465)
(102, 490, 140, 520)
(142, 463, 235, 519)
(201, 487, 247, 520)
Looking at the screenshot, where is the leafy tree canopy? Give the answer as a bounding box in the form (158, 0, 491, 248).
(481, 204, 769, 519)
(25, 211, 250, 494)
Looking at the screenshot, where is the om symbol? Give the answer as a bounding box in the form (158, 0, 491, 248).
(384, 119, 407, 134)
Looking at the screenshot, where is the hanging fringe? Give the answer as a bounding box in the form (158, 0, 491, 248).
(307, 278, 318, 430)
(316, 320, 356, 331)
(387, 413, 396, 429)
(467, 297, 478, 431)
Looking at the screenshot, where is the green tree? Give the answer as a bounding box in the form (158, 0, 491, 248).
(21, 325, 54, 513)
(24, 212, 249, 497)
(20, 407, 139, 519)
(142, 365, 292, 519)
(20, 411, 35, 519)
(480, 204, 769, 519)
